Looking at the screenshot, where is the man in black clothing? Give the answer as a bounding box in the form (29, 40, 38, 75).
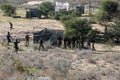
(9, 22, 14, 30)
(67, 37, 71, 49)
(39, 38, 44, 50)
(90, 37, 96, 50)
(71, 36, 76, 49)
(57, 36, 62, 47)
(80, 36, 85, 49)
(63, 37, 67, 49)
(87, 37, 91, 49)
(7, 32, 12, 45)
(14, 39, 20, 53)
(25, 33, 30, 46)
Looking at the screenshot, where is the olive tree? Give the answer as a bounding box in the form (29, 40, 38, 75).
(0, 3, 16, 16)
(107, 19, 120, 42)
(38, 1, 54, 18)
(96, 0, 119, 41)
(63, 18, 91, 38)
(100, 0, 119, 21)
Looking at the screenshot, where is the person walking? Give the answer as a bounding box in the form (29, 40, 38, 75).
(14, 39, 20, 53)
(25, 33, 30, 46)
(9, 22, 14, 30)
(39, 38, 44, 51)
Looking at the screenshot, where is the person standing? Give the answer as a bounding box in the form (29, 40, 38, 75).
(25, 33, 30, 46)
(7, 32, 12, 45)
(63, 37, 67, 49)
(39, 38, 44, 51)
(14, 39, 20, 53)
(57, 35, 62, 47)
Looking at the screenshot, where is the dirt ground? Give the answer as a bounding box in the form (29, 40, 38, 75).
(0, 15, 119, 51)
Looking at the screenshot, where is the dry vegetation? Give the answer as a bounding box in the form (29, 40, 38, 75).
(0, 46, 120, 80)
(0, 9, 120, 80)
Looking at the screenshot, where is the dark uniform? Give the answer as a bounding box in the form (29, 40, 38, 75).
(39, 38, 44, 50)
(14, 39, 20, 53)
(87, 37, 91, 49)
(25, 33, 30, 46)
(80, 36, 85, 49)
(71, 36, 76, 49)
(7, 32, 12, 45)
(90, 37, 96, 50)
(57, 36, 62, 47)
(67, 37, 71, 49)
(63, 37, 67, 49)
(76, 36, 81, 48)
(9, 22, 13, 30)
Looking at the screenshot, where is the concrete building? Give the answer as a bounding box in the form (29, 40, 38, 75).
(55, 1, 69, 12)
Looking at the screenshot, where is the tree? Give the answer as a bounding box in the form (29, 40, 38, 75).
(96, 0, 119, 22)
(63, 18, 92, 38)
(96, 0, 119, 42)
(0, 3, 16, 16)
(100, 0, 119, 21)
(96, 11, 111, 23)
(107, 19, 120, 42)
(38, 2, 54, 18)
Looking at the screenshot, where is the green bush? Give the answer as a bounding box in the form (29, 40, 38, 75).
(39, 1, 54, 18)
(60, 15, 74, 22)
(48, 11, 60, 20)
(71, 9, 82, 17)
(99, 0, 119, 21)
(63, 18, 92, 38)
(96, 11, 111, 23)
(58, 10, 71, 16)
(0, 3, 16, 16)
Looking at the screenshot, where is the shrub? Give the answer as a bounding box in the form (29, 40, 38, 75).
(71, 9, 82, 17)
(51, 59, 71, 77)
(60, 15, 74, 22)
(38, 1, 54, 18)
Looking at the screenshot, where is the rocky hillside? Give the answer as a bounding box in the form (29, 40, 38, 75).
(0, 0, 100, 5)
(0, 0, 119, 4)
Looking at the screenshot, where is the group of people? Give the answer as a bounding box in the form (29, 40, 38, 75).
(4, 21, 96, 53)
(6, 32, 96, 53)
(59, 35, 96, 50)
(6, 32, 30, 53)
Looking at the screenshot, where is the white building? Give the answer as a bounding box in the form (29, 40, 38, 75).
(55, 1, 69, 12)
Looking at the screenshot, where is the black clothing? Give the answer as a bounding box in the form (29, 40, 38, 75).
(57, 36, 62, 47)
(7, 34, 11, 42)
(7, 32, 12, 45)
(14, 40, 20, 52)
(63, 37, 67, 49)
(25, 34, 30, 46)
(25, 34, 29, 41)
(71, 37, 76, 49)
(9, 22, 13, 30)
(39, 39, 44, 50)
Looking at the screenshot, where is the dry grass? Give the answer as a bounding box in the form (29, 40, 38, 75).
(0, 46, 120, 80)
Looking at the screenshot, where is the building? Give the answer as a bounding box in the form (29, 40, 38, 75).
(55, 1, 69, 12)
(33, 28, 63, 45)
(26, 8, 41, 18)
